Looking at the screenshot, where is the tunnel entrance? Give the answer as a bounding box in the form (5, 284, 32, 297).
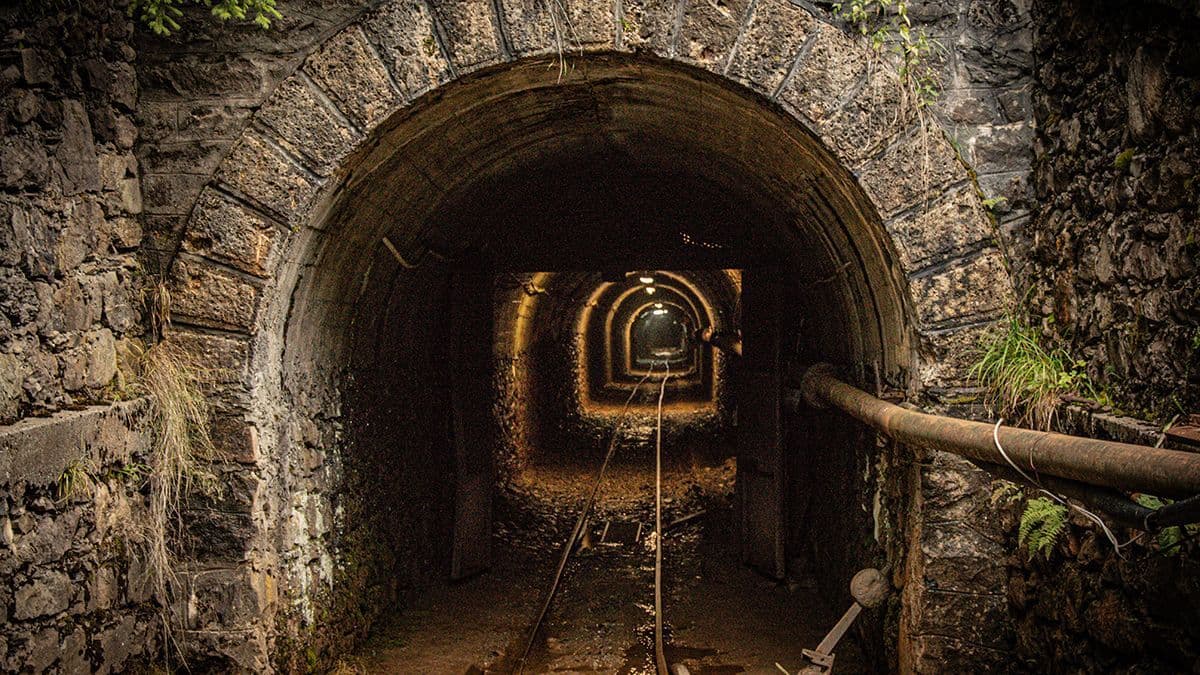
(166, 33, 1009, 670)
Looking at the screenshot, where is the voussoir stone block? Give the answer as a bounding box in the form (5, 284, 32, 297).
(430, 0, 505, 72)
(726, 0, 815, 94)
(304, 25, 402, 131)
(855, 128, 963, 218)
(778, 22, 867, 123)
(361, 0, 453, 99)
(183, 190, 280, 278)
(169, 257, 261, 332)
(255, 77, 361, 176)
(918, 320, 998, 388)
(166, 327, 250, 386)
(218, 130, 320, 226)
(909, 248, 1010, 330)
(502, 0, 614, 56)
(676, 0, 752, 73)
(818, 61, 912, 166)
(619, 0, 677, 56)
(885, 183, 995, 272)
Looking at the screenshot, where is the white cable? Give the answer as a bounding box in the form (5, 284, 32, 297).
(991, 419, 1136, 556)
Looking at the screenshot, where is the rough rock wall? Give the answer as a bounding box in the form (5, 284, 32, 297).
(0, 2, 144, 424)
(1001, 410, 1200, 671)
(0, 400, 161, 673)
(1027, 0, 1200, 415)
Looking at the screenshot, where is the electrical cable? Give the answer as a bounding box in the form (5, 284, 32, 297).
(654, 361, 671, 675)
(992, 419, 1139, 556)
(514, 364, 659, 674)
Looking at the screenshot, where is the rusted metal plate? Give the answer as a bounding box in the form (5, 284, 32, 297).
(1165, 414, 1200, 450)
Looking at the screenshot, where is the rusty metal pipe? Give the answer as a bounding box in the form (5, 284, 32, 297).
(797, 364, 1200, 499)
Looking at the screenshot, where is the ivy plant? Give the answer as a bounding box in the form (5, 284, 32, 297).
(128, 0, 281, 36)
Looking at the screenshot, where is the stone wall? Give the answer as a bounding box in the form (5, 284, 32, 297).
(906, 0, 1036, 281)
(0, 400, 161, 673)
(134, 0, 369, 272)
(1026, 0, 1200, 416)
(1000, 407, 1200, 670)
(0, 2, 144, 424)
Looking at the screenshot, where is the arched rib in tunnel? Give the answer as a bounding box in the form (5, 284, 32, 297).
(188, 53, 957, 672)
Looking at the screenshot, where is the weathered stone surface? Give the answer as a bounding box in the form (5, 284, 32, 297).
(778, 22, 867, 123)
(676, 0, 752, 72)
(855, 129, 963, 217)
(818, 62, 912, 166)
(141, 172, 209, 216)
(138, 53, 287, 101)
(138, 140, 230, 176)
(169, 258, 261, 332)
(909, 249, 1010, 329)
(167, 327, 251, 386)
(305, 26, 402, 131)
(57, 200, 103, 272)
(218, 130, 320, 225)
(188, 566, 271, 630)
(182, 190, 281, 278)
(618, 0, 676, 55)
(501, 0, 613, 56)
(255, 77, 361, 175)
(885, 183, 996, 271)
(918, 320, 998, 389)
(176, 102, 255, 141)
(361, 0, 453, 97)
(725, 0, 814, 94)
(429, 0, 504, 72)
(14, 571, 72, 619)
(57, 100, 101, 195)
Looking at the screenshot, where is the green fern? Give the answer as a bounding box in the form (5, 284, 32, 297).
(1018, 497, 1068, 558)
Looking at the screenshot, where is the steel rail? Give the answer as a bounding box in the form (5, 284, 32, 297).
(513, 365, 658, 674)
(653, 364, 671, 675)
(797, 364, 1200, 499)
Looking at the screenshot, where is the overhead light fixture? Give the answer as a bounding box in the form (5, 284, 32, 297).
(654, 309, 668, 315)
(645, 286, 656, 295)
(639, 275, 655, 285)
(654, 303, 664, 309)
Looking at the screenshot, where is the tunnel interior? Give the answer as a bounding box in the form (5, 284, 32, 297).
(266, 55, 917, 670)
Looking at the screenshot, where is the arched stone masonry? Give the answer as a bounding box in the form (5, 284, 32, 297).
(161, 0, 1015, 669)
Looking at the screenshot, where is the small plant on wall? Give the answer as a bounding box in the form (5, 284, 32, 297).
(832, 0, 942, 109)
(1018, 496, 1068, 559)
(128, 0, 281, 35)
(970, 314, 1101, 431)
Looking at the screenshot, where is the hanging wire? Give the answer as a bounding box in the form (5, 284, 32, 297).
(991, 419, 1141, 556)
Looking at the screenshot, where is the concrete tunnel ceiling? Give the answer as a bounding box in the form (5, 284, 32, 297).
(288, 55, 918, 385)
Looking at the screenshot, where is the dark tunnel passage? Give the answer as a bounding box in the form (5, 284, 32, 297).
(262, 56, 920, 673)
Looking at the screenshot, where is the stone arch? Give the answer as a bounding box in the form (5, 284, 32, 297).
(161, 0, 1014, 668)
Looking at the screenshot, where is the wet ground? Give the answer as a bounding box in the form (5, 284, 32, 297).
(350, 460, 866, 674)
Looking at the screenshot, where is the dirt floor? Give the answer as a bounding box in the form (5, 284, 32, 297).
(350, 460, 866, 674)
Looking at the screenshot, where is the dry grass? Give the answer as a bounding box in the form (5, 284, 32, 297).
(102, 333, 218, 666)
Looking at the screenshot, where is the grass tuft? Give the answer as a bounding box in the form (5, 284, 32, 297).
(970, 315, 1097, 430)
